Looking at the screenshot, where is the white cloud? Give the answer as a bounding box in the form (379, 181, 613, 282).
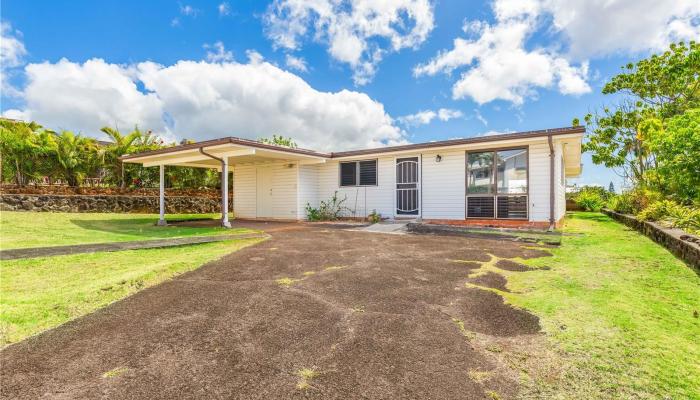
(541, 0, 700, 58)
(170, 17, 180, 27)
(414, 0, 699, 105)
(415, 2, 590, 105)
(473, 109, 488, 126)
(218, 2, 231, 16)
(285, 54, 308, 72)
(204, 41, 233, 63)
(11, 57, 405, 151)
(398, 108, 464, 126)
(18, 59, 165, 136)
(1, 22, 27, 97)
(264, 0, 434, 85)
(179, 4, 200, 17)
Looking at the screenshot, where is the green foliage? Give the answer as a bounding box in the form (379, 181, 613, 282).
(367, 209, 381, 224)
(638, 200, 700, 235)
(305, 191, 350, 221)
(0, 120, 220, 189)
(259, 134, 297, 148)
(607, 188, 662, 215)
(573, 188, 606, 211)
(644, 109, 700, 204)
(0, 119, 56, 186)
(580, 41, 699, 185)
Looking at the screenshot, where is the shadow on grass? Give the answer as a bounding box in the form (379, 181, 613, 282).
(70, 216, 225, 239)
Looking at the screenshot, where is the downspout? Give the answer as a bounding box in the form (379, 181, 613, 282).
(547, 134, 555, 231)
(199, 147, 232, 228)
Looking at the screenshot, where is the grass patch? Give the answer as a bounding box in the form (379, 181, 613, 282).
(505, 212, 700, 399)
(451, 318, 476, 340)
(468, 368, 492, 384)
(295, 368, 318, 390)
(0, 238, 261, 346)
(275, 277, 301, 287)
(102, 367, 129, 378)
(0, 211, 255, 250)
(323, 265, 346, 271)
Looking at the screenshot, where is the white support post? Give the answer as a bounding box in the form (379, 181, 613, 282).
(157, 164, 167, 226)
(221, 158, 232, 228)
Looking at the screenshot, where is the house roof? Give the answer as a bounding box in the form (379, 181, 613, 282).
(120, 126, 585, 162)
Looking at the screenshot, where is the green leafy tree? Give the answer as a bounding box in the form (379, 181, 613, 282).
(580, 41, 699, 185)
(259, 134, 297, 148)
(642, 109, 700, 204)
(0, 119, 56, 186)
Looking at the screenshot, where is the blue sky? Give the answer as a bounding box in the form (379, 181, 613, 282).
(2, 0, 699, 191)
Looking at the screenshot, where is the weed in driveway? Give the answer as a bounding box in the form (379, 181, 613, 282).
(275, 277, 300, 287)
(468, 369, 492, 383)
(323, 265, 346, 272)
(296, 368, 319, 390)
(451, 318, 476, 340)
(102, 367, 129, 378)
(351, 305, 365, 313)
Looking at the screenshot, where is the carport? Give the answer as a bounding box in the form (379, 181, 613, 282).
(120, 138, 328, 227)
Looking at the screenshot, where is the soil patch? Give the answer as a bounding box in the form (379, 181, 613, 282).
(468, 272, 510, 292)
(495, 259, 534, 272)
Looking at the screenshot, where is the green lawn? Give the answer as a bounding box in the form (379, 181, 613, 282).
(504, 212, 700, 399)
(0, 212, 251, 250)
(0, 239, 262, 346)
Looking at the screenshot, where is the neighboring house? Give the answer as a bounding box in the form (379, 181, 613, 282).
(122, 126, 583, 229)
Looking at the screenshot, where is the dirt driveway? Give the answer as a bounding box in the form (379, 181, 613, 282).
(1, 222, 553, 399)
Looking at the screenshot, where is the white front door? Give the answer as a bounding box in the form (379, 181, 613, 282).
(256, 166, 273, 218)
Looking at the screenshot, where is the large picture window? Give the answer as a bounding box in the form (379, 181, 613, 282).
(467, 148, 528, 219)
(340, 160, 378, 186)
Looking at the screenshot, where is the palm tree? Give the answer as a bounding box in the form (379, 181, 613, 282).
(54, 131, 96, 187)
(101, 126, 142, 188)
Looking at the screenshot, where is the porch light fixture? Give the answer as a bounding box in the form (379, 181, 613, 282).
(435, 154, 442, 162)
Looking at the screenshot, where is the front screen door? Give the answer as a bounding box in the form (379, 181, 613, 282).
(396, 157, 420, 216)
(256, 166, 273, 218)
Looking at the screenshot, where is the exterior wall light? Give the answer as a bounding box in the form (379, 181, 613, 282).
(435, 154, 442, 162)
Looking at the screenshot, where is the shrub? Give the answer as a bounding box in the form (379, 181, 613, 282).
(574, 189, 605, 211)
(305, 191, 350, 221)
(638, 200, 700, 235)
(607, 188, 662, 215)
(368, 210, 381, 224)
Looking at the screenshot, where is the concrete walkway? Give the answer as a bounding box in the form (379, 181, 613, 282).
(0, 233, 268, 260)
(351, 221, 410, 234)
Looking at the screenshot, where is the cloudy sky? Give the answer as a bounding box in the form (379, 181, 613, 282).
(2, 0, 699, 189)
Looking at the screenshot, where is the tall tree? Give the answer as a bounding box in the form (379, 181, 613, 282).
(609, 181, 615, 194)
(54, 131, 97, 187)
(100, 126, 143, 188)
(580, 41, 699, 185)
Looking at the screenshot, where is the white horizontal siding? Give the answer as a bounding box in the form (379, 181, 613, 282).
(554, 141, 566, 221)
(233, 165, 256, 219)
(421, 150, 466, 220)
(528, 142, 551, 222)
(297, 164, 319, 220)
(271, 162, 298, 219)
(317, 156, 394, 219)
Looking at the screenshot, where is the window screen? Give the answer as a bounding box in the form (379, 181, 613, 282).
(340, 162, 357, 186)
(340, 160, 377, 186)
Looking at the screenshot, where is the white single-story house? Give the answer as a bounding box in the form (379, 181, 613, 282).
(122, 126, 584, 229)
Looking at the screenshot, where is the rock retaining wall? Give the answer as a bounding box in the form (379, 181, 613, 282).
(603, 209, 700, 270)
(0, 194, 231, 214)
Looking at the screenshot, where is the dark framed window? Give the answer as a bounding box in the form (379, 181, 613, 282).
(340, 159, 377, 186)
(466, 148, 528, 219)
